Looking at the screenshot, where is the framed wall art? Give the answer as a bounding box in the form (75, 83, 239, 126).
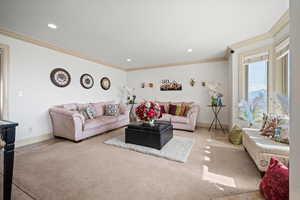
(160, 79, 182, 91)
(50, 68, 71, 87)
(100, 77, 111, 90)
(80, 73, 94, 89)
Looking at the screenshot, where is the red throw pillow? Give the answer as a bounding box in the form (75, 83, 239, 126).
(260, 157, 289, 200)
(159, 105, 166, 114)
(169, 104, 177, 115)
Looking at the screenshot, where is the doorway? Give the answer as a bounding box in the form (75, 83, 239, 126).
(0, 44, 9, 120)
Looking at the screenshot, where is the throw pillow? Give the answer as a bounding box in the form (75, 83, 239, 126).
(260, 157, 289, 200)
(261, 117, 278, 137)
(79, 110, 89, 120)
(104, 104, 120, 116)
(179, 105, 187, 116)
(175, 105, 183, 116)
(159, 105, 166, 114)
(183, 106, 191, 116)
(169, 104, 177, 115)
(86, 104, 97, 119)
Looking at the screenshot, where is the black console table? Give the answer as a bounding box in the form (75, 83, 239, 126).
(0, 120, 18, 200)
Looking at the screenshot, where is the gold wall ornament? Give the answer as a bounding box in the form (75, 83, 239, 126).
(190, 79, 196, 87)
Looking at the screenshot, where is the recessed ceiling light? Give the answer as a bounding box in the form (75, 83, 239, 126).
(126, 58, 132, 62)
(48, 23, 57, 29)
(187, 48, 193, 53)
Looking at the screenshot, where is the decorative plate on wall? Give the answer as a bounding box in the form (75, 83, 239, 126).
(50, 68, 71, 87)
(100, 77, 111, 90)
(80, 73, 94, 89)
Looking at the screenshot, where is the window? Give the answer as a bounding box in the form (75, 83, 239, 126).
(238, 39, 290, 128)
(246, 60, 268, 114)
(274, 38, 290, 115)
(239, 50, 270, 126)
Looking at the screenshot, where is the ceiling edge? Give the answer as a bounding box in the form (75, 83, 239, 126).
(0, 27, 125, 71)
(228, 9, 289, 51)
(0, 8, 289, 71)
(125, 57, 227, 72)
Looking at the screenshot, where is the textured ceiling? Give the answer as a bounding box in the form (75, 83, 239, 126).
(0, 0, 289, 69)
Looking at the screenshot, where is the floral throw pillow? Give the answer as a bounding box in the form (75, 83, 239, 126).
(104, 104, 120, 116)
(86, 104, 97, 119)
(260, 157, 289, 200)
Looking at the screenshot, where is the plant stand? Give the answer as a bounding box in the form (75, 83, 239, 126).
(208, 105, 226, 134)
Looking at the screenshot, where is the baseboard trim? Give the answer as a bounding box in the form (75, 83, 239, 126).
(197, 123, 229, 130)
(15, 133, 54, 148)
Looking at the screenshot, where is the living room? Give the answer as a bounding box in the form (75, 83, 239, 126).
(0, 0, 299, 200)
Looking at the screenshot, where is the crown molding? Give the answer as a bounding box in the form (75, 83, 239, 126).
(125, 57, 227, 71)
(269, 9, 289, 37)
(0, 28, 125, 71)
(228, 9, 289, 51)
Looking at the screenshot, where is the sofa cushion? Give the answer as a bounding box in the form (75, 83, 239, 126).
(84, 116, 118, 130)
(159, 114, 172, 121)
(159, 105, 166, 114)
(169, 104, 177, 115)
(92, 101, 114, 117)
(156, 101, 170, 113)
(86, 104, 97, 119)
(62, 103, 77, 110)
(171, 115, 189, 124)
(118, 114, 128, 121)
(244, 130, 289, 156)
(104, 104, 120, 116)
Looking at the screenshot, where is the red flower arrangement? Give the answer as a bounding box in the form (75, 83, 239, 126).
(135, 101, 161, 124)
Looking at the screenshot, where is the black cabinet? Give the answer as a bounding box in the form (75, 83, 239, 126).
(0, 120, 18, 200)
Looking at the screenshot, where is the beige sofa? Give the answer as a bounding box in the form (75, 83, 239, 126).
(243, 128, 289, 173)
(155, 101, 200, 132)
(49, 102, 129, 141)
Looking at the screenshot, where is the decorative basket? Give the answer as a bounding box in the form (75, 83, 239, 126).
(229, 125, 243, 145)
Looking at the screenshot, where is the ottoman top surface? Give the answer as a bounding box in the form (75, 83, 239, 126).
(127, 121, 172, 132)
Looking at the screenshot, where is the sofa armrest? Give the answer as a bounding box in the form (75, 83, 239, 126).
(119, 104, 130, 116)
(49, 107, 85, 122)
(49, 107, 85, 141)
(187, 104, 200, 129)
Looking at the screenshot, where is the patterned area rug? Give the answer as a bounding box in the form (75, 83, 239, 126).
(104, 135, 194, 163)
(212, 191, 264, 200)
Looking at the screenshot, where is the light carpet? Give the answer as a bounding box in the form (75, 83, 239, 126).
(0, 128, 261, 200)
(212, 191, 264, 200)
(104, 135, 194, 163)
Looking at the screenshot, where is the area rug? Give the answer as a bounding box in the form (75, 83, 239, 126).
(212, 191, 264, 200)
(104, 135, 194, 163)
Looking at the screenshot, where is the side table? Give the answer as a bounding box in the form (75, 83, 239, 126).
(208, 105, 226, 134)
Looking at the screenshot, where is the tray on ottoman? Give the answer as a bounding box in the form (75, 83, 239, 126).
(125, 121, 173, 150)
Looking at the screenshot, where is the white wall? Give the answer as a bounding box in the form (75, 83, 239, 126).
(0, 34, 126, 142)
(127, 61, 229, 126)
(290, 0, 300, 198)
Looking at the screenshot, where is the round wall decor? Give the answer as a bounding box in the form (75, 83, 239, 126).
(80, 74, 94, 89)
(100, 77, 111, 90)
(50, 68, 71, 87)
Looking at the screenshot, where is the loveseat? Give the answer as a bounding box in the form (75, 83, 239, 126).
(155, 101, 200, 132)
(243, 128, 289, 173)
(49, 102, 129, 141)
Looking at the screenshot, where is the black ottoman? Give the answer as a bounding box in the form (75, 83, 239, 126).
(125, 121, 173, 150)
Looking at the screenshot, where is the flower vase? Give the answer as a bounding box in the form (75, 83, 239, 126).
(148, 119, 155, 127)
